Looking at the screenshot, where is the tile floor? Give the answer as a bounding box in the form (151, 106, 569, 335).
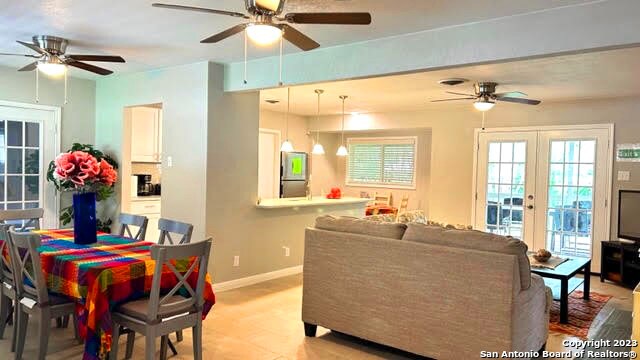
(0, 274, 632, 359)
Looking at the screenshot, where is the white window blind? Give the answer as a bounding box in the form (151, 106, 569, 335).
(347, 137, 417, 188)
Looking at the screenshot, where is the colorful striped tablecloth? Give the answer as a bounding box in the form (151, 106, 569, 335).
(30, 229, 216, 360)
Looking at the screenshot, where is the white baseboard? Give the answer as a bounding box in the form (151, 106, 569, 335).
(214, 265, 303, 292)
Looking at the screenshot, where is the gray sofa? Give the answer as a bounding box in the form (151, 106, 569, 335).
(302, 216, 552, 360)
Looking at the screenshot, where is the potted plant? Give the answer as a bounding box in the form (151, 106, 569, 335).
(47, 143, 118, 244)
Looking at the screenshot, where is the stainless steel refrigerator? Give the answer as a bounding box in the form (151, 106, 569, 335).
(280, 152, 309, 198)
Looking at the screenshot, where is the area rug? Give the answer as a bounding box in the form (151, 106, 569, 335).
(549, 291, 612, 339)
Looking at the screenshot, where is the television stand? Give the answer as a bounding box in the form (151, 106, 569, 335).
(601, 240, 640, 288)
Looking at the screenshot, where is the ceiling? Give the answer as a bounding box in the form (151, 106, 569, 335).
(0, 0, 591, 77)
(260, 46, 640, 116)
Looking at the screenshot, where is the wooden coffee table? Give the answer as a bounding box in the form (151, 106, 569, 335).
(530, 255, 591, 324)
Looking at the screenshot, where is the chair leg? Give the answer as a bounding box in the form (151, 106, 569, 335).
(110, 323, 120, 360)
(62, 315, 70, 328)
(145, 333, 156, 360)
(160, 336, 168, 360)
(0, 293, 8, 339)
(37, 308, 51, 360)
(14, 307, 28, 360)
(192, 319, 202, 360)
(175, 330, 183, 342)
(11, 300, 17, 352)
(72, 313, 80, 341)
(125, 329, 135, 359)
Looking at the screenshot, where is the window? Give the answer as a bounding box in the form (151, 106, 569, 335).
(346, 137, 417, 188)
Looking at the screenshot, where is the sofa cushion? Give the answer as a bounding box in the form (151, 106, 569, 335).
(403, 223, 531, 289)
(315, 215, 407, 240)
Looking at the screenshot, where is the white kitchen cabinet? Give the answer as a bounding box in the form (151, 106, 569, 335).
(131, 107, 162, 163)
(130, 198, 161, 242)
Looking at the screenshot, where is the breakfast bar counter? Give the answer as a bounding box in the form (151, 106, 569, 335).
(256, 197, 370, 209)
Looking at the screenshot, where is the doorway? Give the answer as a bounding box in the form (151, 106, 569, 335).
(0, 101, 60, 228)
(258, 128, 280, 199)
(473, 125, 613, 271)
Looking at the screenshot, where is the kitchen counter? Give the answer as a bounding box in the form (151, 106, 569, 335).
(131, 195, 161, 202)
(256, 197, 370, 209)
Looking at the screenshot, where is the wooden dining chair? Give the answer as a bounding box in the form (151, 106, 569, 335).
(157, 218, 194, 245)
(110, 239, 212, 360)
(373, 192, 392, 206)
(119, 213, 149, 241)
(0, 208, 44, 231)
(10, 230, 79, 360)
(397, 196, 409, 215)
(0, 224, 18, 351)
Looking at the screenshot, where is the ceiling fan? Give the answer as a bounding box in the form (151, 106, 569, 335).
(152, 0, 372, 51)
(0, 35, 125, 76)
(432, 82, 541, 111)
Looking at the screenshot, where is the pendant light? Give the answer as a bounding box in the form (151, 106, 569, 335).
(336, 95, 349, 157)
(312, 89, 325, 155)
(280, 87, 294, 152)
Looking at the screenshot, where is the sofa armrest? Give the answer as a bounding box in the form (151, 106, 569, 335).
(511, 273, 550, 353)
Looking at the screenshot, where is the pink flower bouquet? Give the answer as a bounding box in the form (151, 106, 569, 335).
(53, 151, 118, 189)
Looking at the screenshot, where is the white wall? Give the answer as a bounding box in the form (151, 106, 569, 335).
(314, 97, 640, 238)
(95, 62, 210, 240)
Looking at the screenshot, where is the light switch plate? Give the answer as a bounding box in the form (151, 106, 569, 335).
(167, 156, 173, 168)
(618, 171, 630, 181)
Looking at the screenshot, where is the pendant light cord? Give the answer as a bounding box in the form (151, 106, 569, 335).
(316, 91, 321, 143)
(341, 96, 345, 144)
(286, 87, 290, 141)
(279, 34, 283, 86)
(35, 68, 40, 103)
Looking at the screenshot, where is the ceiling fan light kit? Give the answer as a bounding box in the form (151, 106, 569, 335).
(245, 23, 282, 46)
(473, 98, 495, 112)
(37, 57, 67, 77)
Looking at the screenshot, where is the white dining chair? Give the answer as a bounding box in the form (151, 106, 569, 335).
(118, 213, 149, 241)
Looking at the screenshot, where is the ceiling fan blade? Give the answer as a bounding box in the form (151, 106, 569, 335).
(66, 55, 125, 63)
(201, 24, 248, 43)
(68, 61, 113, 75)
(495, 91, 527, 98)
(495, 96, 541, 105)
(446, 91, 476, 97)
(152, 3, 249, 18)
(278, 24, 320, 51)
(18, 62, 38, 72)
(0, 52, 40, 58)
(431, 97, 476, 102)
(16, 40, 47, 55)
(284, 12, 371, 25)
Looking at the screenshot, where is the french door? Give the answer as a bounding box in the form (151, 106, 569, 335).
(474, 126, 612, 271)
(0, 101, 60, 228)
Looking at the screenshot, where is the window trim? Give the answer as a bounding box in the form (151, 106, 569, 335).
(345, 136, 418, 190)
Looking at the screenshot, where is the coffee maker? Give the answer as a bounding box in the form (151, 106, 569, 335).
(134, 174, 153, 196)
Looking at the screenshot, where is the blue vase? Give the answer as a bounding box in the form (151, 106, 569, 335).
(73, 192, 97, 245)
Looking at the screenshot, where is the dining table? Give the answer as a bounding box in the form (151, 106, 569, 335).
(1, 229, 216, 360)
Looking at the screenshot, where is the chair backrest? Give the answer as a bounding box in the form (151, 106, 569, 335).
(147, 238, 212, 322)
(0, 208, 44, 231)
(398, 195, 409, 214)
(0, 224, 16, 285)
(373, 192, 392, 206)
(8, 230, 48, 304)
(119, 213, 149, 241)
(157, 218, 194, 245)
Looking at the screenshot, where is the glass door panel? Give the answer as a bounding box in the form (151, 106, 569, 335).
(475, 131, 537, 248)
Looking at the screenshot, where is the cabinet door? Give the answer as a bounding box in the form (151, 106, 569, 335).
(131, 107, 160, 162)
(146, 214, 161, 243)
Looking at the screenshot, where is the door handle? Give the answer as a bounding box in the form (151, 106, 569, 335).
(527, 205, 534, 210)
